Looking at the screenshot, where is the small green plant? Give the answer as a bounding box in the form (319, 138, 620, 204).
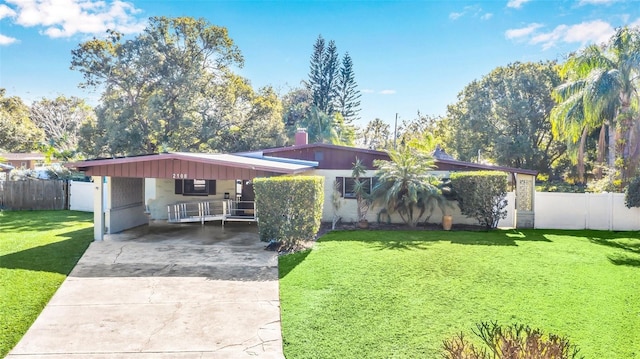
(450, 171, 507, 229)
(351, 157, 370, 223)
(331, 179, 342, 229)
(442, 322, 583, 359)
(625, 176, 640, 208)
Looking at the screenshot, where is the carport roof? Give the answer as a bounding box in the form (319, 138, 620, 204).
(67, 152, 317, 179)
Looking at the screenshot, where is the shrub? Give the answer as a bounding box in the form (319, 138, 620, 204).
(442, 322, 583, 359)
(372, 148, 442, 227)
(253, 176, 324, 250)
(625, 176, 640, 208)
(450, 171, 507, 229)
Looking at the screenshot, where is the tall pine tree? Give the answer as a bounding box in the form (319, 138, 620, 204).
(307, 35, 339, 115)
(334, 52, 361, 124)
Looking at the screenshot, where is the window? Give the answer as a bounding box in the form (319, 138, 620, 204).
(174, 179, 216, 196)
(335, 177, 376, 198)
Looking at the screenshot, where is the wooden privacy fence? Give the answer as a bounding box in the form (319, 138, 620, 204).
(0, 180, 68, 210)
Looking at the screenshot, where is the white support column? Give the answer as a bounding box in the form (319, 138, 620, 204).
(93, 176, 105, 241)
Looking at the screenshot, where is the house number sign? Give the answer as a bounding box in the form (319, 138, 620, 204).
(172, 173, 188, 179)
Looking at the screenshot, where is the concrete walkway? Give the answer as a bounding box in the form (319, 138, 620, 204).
(7, 223, 284, 359)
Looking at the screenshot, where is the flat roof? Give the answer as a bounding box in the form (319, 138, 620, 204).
(67, 152, 317, 175)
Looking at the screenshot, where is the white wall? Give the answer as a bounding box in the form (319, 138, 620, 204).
(105, 177, 148, 234)
(307, 169, 515, 227)
(535, 192, 640, 230)
(145, 178, 236, 220)
(69, 180, 94, 212)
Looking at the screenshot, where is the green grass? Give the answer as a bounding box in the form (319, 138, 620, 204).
(0, 210, 93, 357)
(279, 229, 640, 358)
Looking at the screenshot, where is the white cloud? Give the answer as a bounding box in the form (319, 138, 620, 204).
(562, 20, 614, 44)
(379, 90, 396, 95)
(507, 0, 531, 9)
(533, 20, 614, 49)
(0, 4, 16, 19)
(507, 20, 615, 50)
(0, 33, 18, 45)
(505, 23, 543, 39)
(449, 5, 491, 21)
(449, 12, 463, 20)
(3, 0, 145, 39)
(530, 25, 568, 50)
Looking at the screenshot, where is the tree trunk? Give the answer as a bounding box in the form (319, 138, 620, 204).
(595, 124, 606, 179)
(608, 121, 616, 171)
(577, 127, 587, 183)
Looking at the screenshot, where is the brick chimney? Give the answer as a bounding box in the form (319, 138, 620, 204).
(295, 128, 308, 146)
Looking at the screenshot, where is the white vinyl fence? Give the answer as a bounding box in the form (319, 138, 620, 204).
(535, 192, 640, 230)
(69, 180, 94, 212)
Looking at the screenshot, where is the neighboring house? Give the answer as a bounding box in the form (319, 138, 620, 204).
(0, 153, 52, 170)
(0, 163, 14, 181)
(67, 130, 537, 241)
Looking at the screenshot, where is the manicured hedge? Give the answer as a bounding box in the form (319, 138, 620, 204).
(254, 176, 324, 249)
(450, 171, 508, 229)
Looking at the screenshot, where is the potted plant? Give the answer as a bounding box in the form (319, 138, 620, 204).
(438, 179, 456, 230)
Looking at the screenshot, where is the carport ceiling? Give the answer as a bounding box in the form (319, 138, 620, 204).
(67, 152, 317, 180)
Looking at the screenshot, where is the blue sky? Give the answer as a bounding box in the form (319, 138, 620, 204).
(1, 0, 640, 128)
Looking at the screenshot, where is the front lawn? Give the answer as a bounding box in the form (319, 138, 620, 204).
(279, 229, 640, 358)
(0, 210, 93, 357)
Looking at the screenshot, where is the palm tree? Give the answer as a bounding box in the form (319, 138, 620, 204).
(371, 148, 442, 227)
(551, 27, 640, 180)
(299, 106, 353, 145)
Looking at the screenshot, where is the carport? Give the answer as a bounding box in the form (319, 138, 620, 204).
(67, 152, 317, 241)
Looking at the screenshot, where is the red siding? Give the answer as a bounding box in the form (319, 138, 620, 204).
(265, 146, 390, 169)
(83, 159, 273, 180)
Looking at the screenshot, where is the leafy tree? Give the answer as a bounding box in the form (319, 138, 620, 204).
(71, 16, 245, 156)
(282, 86, 313, 129)
(397, 112, 445, 152)
(30, 96, 96, 155)
(0, 89, 44, 152)
(444, 62, 564, 176)
(219, 85, 287, 152)
(372, 148, 442, 227)
(334, 52, 361, 124)
(360, 117, 391, 150)
(552, 27, 640, 181)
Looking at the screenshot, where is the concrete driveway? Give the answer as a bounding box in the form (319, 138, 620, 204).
(7, 222, 284, 359)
